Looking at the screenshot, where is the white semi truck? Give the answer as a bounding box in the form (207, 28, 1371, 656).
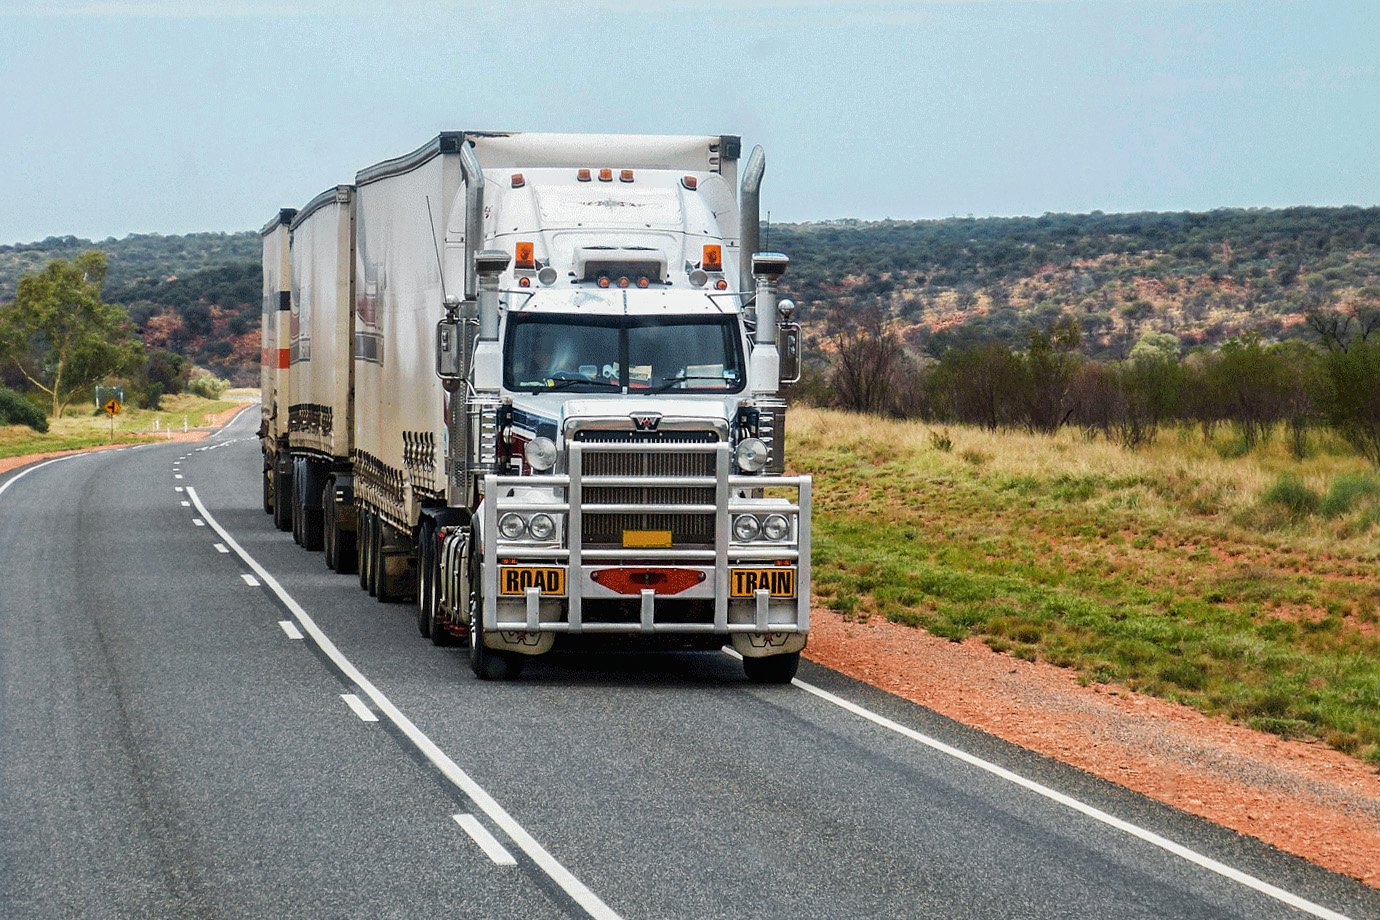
(261, 131, 809, 682)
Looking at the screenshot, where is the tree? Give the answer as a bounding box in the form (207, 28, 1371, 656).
(0, 252, 144, 417)
(824, 300, 913, 416)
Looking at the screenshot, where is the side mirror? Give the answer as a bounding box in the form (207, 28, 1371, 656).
(436, 317, 462, 381)
(780, 323, 802, 384)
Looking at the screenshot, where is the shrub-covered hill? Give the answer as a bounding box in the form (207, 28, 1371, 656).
(0, 232, 261, 384)
(774, 206, 1380, 358)
(4, 205, 1379, 381)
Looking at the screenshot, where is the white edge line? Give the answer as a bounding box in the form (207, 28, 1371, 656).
(240, 573, 260, 586)
(341, 693, 378, 722)
(278, 620, 303, 640)
(785, 672, 1355, 920)
(0, 455, 78, 502)
(186, 486, 623, 920)
(454, 814, 518, 866)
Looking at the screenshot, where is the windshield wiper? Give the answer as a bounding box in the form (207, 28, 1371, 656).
(528, 376, 619, 391)
(651, 374, 731, 394)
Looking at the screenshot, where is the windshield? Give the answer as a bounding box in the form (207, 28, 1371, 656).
(505, 314, 745, 394)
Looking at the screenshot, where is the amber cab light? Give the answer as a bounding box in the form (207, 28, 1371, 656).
(617, 276, 630, 288)
(619, 169, 634, 183)
(511, 173, 524, 188)
(598, 168, 613, 182)
(598, 276, 611, 288)
(577, 168, 591, 182)
(515, 241, 535, 269)
(715, 279, 728, 290)
(518, 276, 531, 288)
(702, 244, 723, 272)
(637, 276, 650, 288)
(681, 175, 698, 190)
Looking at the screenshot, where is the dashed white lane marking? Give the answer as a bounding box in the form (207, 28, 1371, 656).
(453, 814, 517, 866)
(193, 518, 205, 527)
(186, 486, 622, 920)
(213, 543, 229, 554)
(341, 693, 377, 722)
(786, 673, 1355, 920)
(180, 500, 190, 507)
(278, 620, 303, 640)
(240, 573, 260, 586)
(175, 486, 184, 493)
(174, 474, 183, 480)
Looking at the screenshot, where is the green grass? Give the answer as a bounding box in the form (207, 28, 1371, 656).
(0, 393, 244, 460)
(794, 408, 1380, 763)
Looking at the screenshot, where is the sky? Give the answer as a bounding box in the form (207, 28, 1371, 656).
(0, 0, 1377, 244)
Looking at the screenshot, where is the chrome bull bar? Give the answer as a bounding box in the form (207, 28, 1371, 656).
(481, 441, 811, 635)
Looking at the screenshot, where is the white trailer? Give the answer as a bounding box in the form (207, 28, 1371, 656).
(259, 208, 294, 530)
(285, 186, 357, 567)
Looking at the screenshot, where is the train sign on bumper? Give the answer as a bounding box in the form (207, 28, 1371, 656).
(729, 567, 797, 598)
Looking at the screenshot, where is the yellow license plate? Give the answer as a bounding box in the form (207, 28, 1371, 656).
(622, 529, 672, 549)
(498, 566, 567, 597)
(730, 567, 797, 598)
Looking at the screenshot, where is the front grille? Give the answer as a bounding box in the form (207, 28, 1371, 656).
(574, 429, 718, 545)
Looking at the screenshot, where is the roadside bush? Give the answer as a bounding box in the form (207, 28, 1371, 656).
(1319, 473, 1380, 518)
(187, 371, 229, 399)
(1261, 473, 1320, 516)
(0, 387, 48, 432)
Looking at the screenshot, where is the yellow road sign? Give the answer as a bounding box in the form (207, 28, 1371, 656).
(103, 399, 122, 417)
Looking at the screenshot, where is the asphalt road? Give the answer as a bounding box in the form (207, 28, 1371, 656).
(2, 408, 1377, 920)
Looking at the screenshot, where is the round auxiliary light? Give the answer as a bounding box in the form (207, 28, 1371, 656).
(538, 266, 559, 286)
(762, 513, 790, 542)
(528, 513, 556, 541)
(524, 436, 557, 472)
(733, 514, 761, 542)
(688, 268, 708, 288)
(735, 437, 769, 473)
(498, 513, 526, 540)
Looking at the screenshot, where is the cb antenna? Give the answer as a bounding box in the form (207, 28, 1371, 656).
(764, 209, 771, 251)
(426, 195, 449, 303)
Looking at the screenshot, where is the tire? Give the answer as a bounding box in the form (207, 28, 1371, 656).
(262, 468, 273, 515)
(336, 523, 358, 576)
(301, 487, 324, 552)
(359, 510, 374, 593)
(416, 520, 434, 637)
(273, 461, 292, 532)
(291, 466, 303, 546)
(468, 545, 523, 680)
(323, 479, 338, 571)
(742, 651, 800, 684)
(374, 515, 392, 603)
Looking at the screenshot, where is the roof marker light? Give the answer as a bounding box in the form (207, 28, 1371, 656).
(620, 169, 634, 183)
(702, 244, 723, 272)
(598, 276, 611, 288)
(515, 241, 535, 269)
(577, 168, 591, 182)
(681, 175, 698, 190)
(637, 276, 650, 288)
(618, 276, 630, 288)
(598, 168, 613, 182)
(511, 173, 524, 188)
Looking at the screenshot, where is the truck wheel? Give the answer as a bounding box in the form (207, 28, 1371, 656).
(336, 524, 358, 576)
(742, 651, 800, 684)
(374, 517, 394, 603)
(302, 498, 324, 552)
(291, 470, 303, 546)
(323, 480, 338, 571)
(416, 521, 434, 637)
(273, 464, 292, 532)
(359, 510, 374, 593)
(262, 468, 273, 515)
(468, 548, 523, 680)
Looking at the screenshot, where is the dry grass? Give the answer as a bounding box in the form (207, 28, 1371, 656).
(0, 393, 247, 459)
(791, 407, 1380, 762)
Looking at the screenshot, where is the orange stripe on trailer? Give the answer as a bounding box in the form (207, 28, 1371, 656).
(278, 348, 290, 369)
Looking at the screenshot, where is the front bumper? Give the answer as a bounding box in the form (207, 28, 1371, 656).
(481, 439, 811, 637)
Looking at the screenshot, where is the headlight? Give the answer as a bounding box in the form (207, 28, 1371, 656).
(761, 513, 790, 542)
(524, 436, 557, 472)
(528, 513, 556, 540)
(735, 437, 768, 473)
(498, 513, 526, 540)
(733, 514, 761, 542)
